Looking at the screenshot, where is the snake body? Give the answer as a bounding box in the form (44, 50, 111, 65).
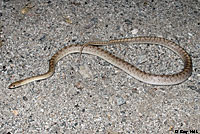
(8, 37, 192, 88)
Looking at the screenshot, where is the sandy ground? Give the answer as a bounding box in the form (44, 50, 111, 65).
(0, 0, 200, 133)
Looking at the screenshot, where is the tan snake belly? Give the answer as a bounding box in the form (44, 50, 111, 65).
(8, 36, 192, 88)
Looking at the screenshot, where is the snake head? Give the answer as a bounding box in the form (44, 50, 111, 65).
(8, 83, 17, 89)
(8, 80, 23, 89)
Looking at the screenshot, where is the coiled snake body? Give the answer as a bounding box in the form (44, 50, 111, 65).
(8, 36, 192, 88)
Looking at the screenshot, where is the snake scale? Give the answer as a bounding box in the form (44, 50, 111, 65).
(8, 36, 192, 88)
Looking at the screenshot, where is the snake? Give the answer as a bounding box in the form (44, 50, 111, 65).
(8, 36, 192, 89)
